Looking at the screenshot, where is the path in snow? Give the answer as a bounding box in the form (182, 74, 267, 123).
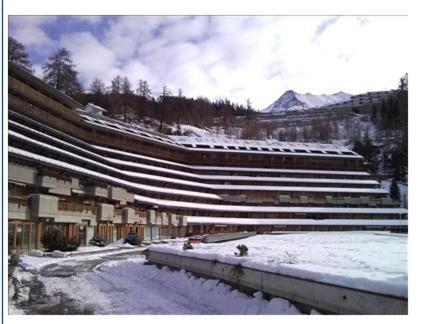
(10, 253, 301, 315)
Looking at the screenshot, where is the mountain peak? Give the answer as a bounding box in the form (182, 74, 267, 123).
(262, 90, 351, 113)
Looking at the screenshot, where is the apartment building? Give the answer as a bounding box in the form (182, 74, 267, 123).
(8, 62, 407, 253)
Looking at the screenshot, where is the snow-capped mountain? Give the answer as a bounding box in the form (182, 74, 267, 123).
(263, 90, 351, 113)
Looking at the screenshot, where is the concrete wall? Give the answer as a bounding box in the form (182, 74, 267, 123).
(8, 202, 30, 220)
(30, 194, 59, 219)
(122, 207, 137, 223)
(9, 163, 37, 185)
(87, 185, 108, 198)
(146, 250, 407, 315)
(98, 203, 114, 221)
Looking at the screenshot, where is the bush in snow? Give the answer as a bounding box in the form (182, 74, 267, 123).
(124, 230, 142, 246)
(28, 249, 44, 257)
(183, 240, 193, 250)
(282, 251, 298, 264)
(41, 228, 80, 252)
(234, 244, 248, 257)
(89, 234, 107, 247)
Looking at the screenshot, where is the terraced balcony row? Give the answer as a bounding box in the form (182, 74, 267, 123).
(9, 76, 364, 171)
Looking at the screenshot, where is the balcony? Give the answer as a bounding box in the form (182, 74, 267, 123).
(8, 196, 30, 220)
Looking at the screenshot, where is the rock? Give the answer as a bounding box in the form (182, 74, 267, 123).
(51, 250, 67, 258)
(28, 249, 44, 257)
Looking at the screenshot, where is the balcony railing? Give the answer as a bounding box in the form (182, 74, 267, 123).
(58, 201, 97, 214)
(9, 196, 29, 207)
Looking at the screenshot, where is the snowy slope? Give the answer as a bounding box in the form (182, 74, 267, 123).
(12, 256, 302, 315)
(263, 90, 351, 113)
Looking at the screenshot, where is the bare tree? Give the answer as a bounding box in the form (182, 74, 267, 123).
(89, 77, 106, 104)
(158, 85, 172, 131)
(136, 80, 152, 119)
(122, 77, 132, 122)
(8, 37, 32, 71)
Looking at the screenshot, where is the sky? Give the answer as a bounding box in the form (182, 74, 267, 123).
(8, 15, 408, 110)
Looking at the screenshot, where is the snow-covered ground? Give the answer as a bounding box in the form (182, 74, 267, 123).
(150, 231, 407, 297)
(11, 255, 301, 315)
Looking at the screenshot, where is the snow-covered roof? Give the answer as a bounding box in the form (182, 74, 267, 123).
(79, 113, 361, 159)
(10, 120, 372, 192)
(10, 129, 380, 195)
(134, 194, 408, 214)
(186, 216, 407, 226)
(170, 135, 360, 158)
(84, 103, 107, 115)
(95, 145, 369, 176)
(8, 146, 221, 201)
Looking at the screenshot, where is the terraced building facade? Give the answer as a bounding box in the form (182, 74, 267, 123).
(8, 62, 407, 252)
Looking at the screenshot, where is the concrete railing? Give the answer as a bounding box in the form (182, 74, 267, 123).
(202, 232, 257, 243)
(145, 250, 407, 315)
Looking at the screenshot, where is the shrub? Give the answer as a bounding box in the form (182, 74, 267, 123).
(183, 240, 193, 250)
(282, 251, 298, 264)
(41, 228, 80, 252)
(124, 230, 142, 246)
(234, 244, 248, 257)
(89, 234, 107, 247)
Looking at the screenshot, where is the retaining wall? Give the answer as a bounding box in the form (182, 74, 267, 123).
(145, 249, 407, 315)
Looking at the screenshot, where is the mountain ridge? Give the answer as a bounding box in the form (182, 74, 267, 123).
(263, 90, 351, 113)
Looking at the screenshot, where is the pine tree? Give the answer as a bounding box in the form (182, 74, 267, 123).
(42, 48, 82, 96)
(8, 37, 32, 71)
(389, 179, 401, 202)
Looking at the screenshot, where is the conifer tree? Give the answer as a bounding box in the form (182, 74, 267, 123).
(389, 179, 401, 202)
(42, 48, 82, 96)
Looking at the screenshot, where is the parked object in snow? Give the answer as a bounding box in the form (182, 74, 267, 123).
(124, 230, 142, 246)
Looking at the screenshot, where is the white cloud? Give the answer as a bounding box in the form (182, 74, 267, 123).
(9, 16, 408, 110)
(9, 16, 56, 52)
(59, 31, 119, 88)
(72, 16, 103, 24)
